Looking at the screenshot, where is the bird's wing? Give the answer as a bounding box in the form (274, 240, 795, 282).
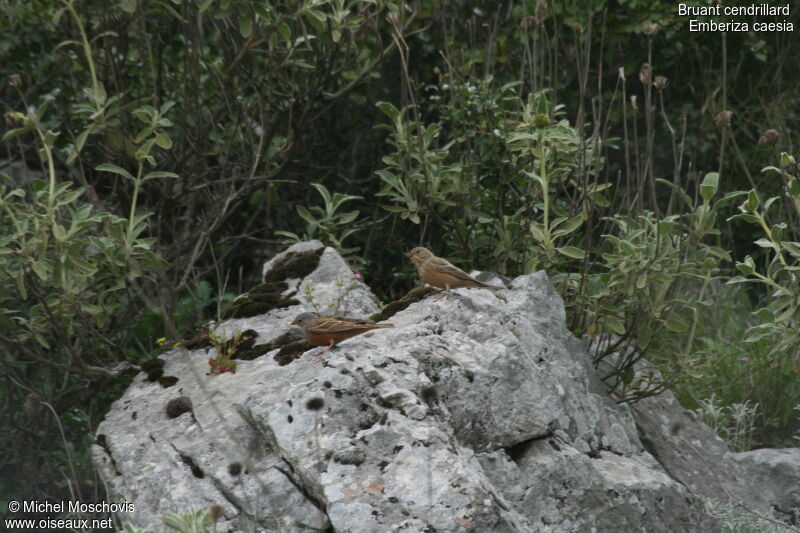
(429, 257, 480, 282)
(308, 317, 367, 333)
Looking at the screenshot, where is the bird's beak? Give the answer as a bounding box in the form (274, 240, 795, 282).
(291, 319, 300, 326)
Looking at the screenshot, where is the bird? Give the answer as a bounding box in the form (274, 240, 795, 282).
(405, 247, 505, 298)
(291, 312, 394, 355)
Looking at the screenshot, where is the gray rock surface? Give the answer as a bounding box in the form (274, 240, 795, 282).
(93, 243, 791, 532)
(730, 448, 800, 518)
(630, 391, 774, 518)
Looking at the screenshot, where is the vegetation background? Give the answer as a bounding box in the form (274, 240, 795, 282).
(1, 0, 799, 524)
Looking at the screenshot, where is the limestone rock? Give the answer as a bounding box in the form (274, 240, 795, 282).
(730, 448, 800, 519)
(93, 242, 789, 532)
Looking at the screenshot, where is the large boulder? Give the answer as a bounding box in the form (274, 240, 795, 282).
(729, 448, 800, 519)
(92, 243, 787, 532)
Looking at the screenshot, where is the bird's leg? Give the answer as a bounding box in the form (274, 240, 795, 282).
(433, 285, 452, 301)
(316, 341, 336, 356)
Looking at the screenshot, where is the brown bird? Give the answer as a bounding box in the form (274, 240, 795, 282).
(405, 247, 505, 298)
(291, 312, 394, 355)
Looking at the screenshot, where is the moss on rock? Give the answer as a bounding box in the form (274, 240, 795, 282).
(274, 341, 314, 366)
(222, 247, 323, 319)
(263, 247, 324, 282)
(369, 286, 437, 322)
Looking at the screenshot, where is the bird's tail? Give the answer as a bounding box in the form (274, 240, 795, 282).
(480, 281, 505, 292)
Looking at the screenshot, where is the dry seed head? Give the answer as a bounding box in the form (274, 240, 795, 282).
(9, 74, 21, 88)
(639, 63, 652, 86)
(714, 110, 732, 128)
(4, 111, 19, 128)
(654, 76, 668, 90)
(642, 21, 660, 36)
(618, 67, 626, 81)
(630, 95, 638, 110)
(758, 129, 779, 145)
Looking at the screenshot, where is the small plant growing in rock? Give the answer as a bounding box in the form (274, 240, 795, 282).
(162, 508, 213, 533)
(207, 330, 244, 375)
(276, 183, 364, 263)
(302, 274, 364, 316)
(695, 394, 760, 452)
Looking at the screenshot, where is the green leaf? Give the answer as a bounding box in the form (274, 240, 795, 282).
(120, 0, 137, 13)
(32, 261, 48, 280)
(753, 238, 774, 249)
(337, 210, 360, 224)
(622, 367, 634, 385)
(604, 316, 626, 335)
(745, 189, 760, 211)
(664, 317, 689, 333)
(775, 306, 796, 323)
(296, 205, 316, 224)
(17, 270, 27, 300)
(310, 183, 332, 206)
(699, 172, 719, 202)
(530, 222, 545, 242)
(96, 163, 135, 181)
(376, 101, 400, 120)
(239, 14, 253, 37)
(552, 214, 583, 237)
(142, 171, 179, 181)
(52, 224, 67, 242)
(2, 127, 30, 142)
(727, 213, 759, 224)
(154, 132, 173, 150)
(556, 246, 586, 259)
(752, 308, 775, 322)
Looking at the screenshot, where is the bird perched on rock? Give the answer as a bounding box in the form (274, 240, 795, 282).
(291, 312, 394, 355)
(405, 247, 505, 298)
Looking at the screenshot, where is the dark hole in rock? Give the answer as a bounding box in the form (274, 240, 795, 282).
(287, 415, 294, 423)
(165, 396, 193, 419)
(146, 368, 164, 382)
(505, 438, 537, 465)
(306, 397, 325, 411)
(420, 385, 438, 405)
(179, 453, 204, 478)
(228, 462, 242, 476)
(158, 376, 179, 388)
